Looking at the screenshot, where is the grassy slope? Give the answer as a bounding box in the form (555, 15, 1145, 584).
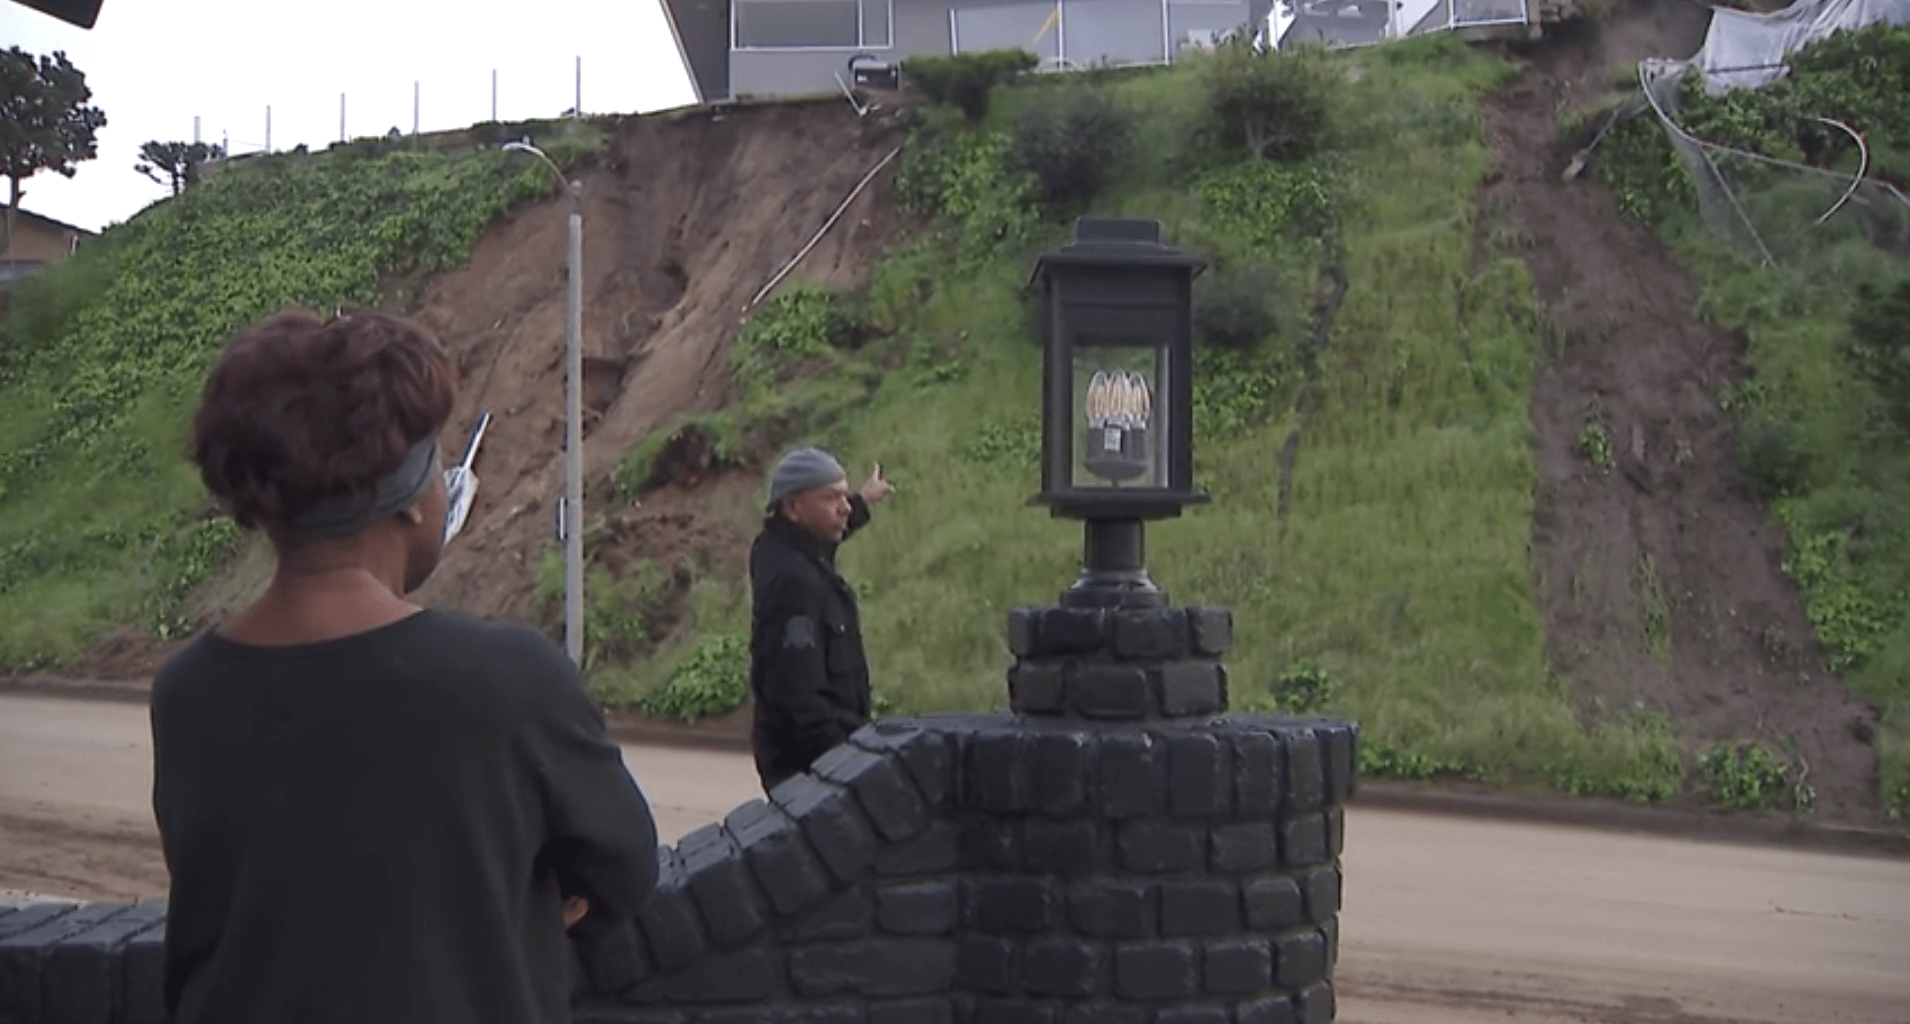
(697, 37, 1685, 798)
(0, 121, 599, 668)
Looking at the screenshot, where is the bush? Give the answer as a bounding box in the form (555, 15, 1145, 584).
(642, 632, 749, 724)
(1699, 740, 1794, 810)
(732, 285, 866, 394)
(1194, 40, 1335, 163)
(901, 49, 1039, 123)
(1195, 264, 1282, 352)
(1006, 85, 1132, 210)
(1845, 275, 1910, 433)
(1737, 415, 1812, 499)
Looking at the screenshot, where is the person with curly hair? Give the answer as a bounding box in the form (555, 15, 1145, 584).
(150, 308, 659, 1024)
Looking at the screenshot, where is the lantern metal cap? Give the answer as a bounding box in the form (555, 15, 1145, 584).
(1026, 218, 1208, 292)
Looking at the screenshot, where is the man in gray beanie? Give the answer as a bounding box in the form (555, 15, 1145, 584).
(747, 447, 894, 793)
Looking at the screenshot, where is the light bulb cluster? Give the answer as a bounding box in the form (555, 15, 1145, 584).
(1083, 369, 1152, 429)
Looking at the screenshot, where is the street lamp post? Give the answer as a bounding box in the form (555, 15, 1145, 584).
(1029, 217, 1209, 609)
(505, 140, 587, 667)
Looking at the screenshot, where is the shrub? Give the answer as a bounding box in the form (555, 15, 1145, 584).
(1195, 264, 1282, 352)
(1737, 415, 1812, 499)
(1698, 740, 1794, 810)
(732, 285, 866, 394)
(1194, 40, 1335, 163)
(1006, 85, 1132, 210)
(642, 632, 750, 724)
(901, 49, 1039, 123)
(1844, 275, 1910, 433)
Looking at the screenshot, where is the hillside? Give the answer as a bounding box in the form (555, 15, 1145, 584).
(3, 0, 1904, 826)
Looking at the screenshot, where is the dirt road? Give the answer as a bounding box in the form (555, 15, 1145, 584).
(3, 694, 1906, 1023)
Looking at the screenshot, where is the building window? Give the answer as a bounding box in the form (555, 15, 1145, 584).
(951, 2, 1062, 62)
(1060, 0, 1165, 66)
(734, 0, 893, 49)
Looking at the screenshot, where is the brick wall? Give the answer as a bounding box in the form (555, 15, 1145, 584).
(1, 610, 1359, 1024)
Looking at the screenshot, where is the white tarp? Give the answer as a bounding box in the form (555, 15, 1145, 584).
(1676, 0, 1910, 92)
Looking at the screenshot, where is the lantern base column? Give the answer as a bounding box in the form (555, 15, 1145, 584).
(1061, 517, 1165, 609)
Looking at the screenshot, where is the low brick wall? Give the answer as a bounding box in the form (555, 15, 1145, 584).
(1, 606, 1359, 1024)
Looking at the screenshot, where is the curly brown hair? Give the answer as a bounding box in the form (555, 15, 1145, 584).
(191, 308, 456, 535)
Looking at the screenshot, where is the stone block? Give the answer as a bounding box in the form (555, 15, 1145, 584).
(974, 999, 1056, 1024)
(966, 730, 1032, 814)
(1210, 821, 1278, 874)
(1295, 981, 1335, 1024)
(1007, 608, 1042, 657)
(1318, 723, 1357, 802)
(870, 997, 956, 1024)
(876, 820, 960, 877)
(1113, 941, 1197, 1000)
(1160, 661, 1226, 717)
(1066, 880, 1154, 940)
(1273, 930, 1328, 990)
(856, 721, 956, 808)
(788, 939, 957, 998)
(1234, 996, 1299, 1024)
(122, 919, 166, 1024)
(1061, 1006, 1148, 1024)
(727, 801, 832, 916)
(681, 828, 767, 948)
(1116, 820, 1203, 873)
(1187, 607, 1234, 656)
(1283, 730, 1325, 813)
(44, 901, 166, 1024)
(1325, 806, 1345, 859)
(1231, 731, 1285, 814)
(1111, 608, 1189, 660)
(815, 746, 931, 844)
(1031, 732, 1093, 817)
(628, 946, 777, 1004)
(1022, 819, 1099, 874)
(1157, 1008, 1232, 1024)
(774, 776, 877, 885)
(960, 820, 1022, 872)
(1096, 733, 1166, 818)
(1320, 919, 1339, 972)
(577, 918, 651, 996)
(876, 881, 957, 936)
(1168, 733, 1232, 817)
(1038, 607, 1107, 655)
(955, 936, 1018, 994)
(636, 854, 707, 972)
(780, 887, 872, 943)
(805, 1005, 869, 1024)
(1009, 662, 1066, 715)
(1021, 938, 1103, 997)
(1203, 938, 1273, 995)
(964, 878, 1050, 934)
(1160, 880, 1240, 937)
(1301, 867, 1341, 924)
(1242, 877, 1305, 932)
(1282, 814, 1329, 869)
(1070, 664, 1153, 720)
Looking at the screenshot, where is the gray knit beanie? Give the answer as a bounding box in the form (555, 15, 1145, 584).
(766, 446, 847, 510)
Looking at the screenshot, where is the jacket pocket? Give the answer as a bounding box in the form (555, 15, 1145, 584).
(823, 618, 860, 674)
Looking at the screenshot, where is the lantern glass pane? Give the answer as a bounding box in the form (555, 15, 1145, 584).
(1070, 341, 1169, 490)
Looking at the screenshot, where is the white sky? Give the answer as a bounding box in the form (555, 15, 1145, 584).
(2, 0, 699, 232)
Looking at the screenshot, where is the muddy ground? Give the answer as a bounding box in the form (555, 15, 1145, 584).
(1486, 2, 1882, 820)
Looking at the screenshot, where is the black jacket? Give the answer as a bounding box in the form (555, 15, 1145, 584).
(748, 494, 873, 790)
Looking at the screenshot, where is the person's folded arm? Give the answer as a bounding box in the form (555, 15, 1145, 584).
(528, 648, 660, 936)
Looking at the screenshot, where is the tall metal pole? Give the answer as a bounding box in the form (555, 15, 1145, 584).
(413, 81, 420, 135)
(340, 93, 346, 142)
(491, 69, 498, 122)
(563, 179, 585, 665)
(193, 116, 200, 144)
(265, 105, 272, 152)
(574, 56, 582, 119)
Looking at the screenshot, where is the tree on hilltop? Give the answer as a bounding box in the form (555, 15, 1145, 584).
(136, 140, 226, 196)
(0, 46, 107, 252)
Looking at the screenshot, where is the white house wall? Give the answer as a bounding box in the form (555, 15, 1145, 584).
(728, 0, 1255, 98)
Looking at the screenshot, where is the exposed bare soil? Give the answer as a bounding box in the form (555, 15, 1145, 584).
(1489, 2, 1883, 820)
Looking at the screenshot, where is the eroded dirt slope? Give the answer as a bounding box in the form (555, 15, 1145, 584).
(1488, 4, 1882, 820)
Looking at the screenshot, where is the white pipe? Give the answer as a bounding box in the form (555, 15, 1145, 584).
(748, 146, 902, 310)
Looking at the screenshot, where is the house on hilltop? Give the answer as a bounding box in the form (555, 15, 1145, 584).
(1, 208, 91, 284)
(661, 0, 1275, 103)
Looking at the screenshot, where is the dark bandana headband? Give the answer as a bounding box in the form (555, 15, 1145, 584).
(283, 435, 441, 540)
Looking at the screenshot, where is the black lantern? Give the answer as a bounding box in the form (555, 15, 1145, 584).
(1029, 218, 1209, 609)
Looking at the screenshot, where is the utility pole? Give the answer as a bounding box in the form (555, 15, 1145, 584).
(574, 56, 582, 119)
(413, 81, 420, 135)
(491, 69, 498, 122)
(266, 105, 272, 152)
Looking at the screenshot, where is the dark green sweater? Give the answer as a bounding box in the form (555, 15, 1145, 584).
(150, 609, 659, 1024)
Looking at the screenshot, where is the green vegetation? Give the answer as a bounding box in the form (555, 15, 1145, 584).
(616, 33, 1694, 803)
(1699, 740, 1801, 811)
(0, 119, 602, 667)
(1597, 23, 1910, 816)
